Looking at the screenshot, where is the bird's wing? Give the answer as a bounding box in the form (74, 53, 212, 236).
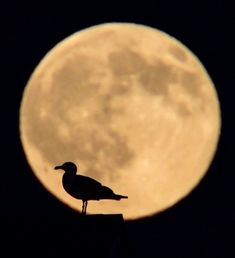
(75, 175, 115, 195)
(75, 175, 103, 191)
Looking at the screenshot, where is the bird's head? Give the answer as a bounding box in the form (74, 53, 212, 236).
(54, 162, 77, 174)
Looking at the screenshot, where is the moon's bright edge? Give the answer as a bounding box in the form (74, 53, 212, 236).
(19, 23, 221, 220)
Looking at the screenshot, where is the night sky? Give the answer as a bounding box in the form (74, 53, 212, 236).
(1, 1, 234, 257)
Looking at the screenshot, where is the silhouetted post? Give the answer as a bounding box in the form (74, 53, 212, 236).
(61, 214, 131, 258)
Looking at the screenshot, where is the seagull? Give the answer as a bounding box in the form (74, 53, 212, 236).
(54, 162, 128, 214)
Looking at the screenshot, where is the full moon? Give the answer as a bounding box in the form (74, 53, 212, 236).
(19, 23, 221, 220)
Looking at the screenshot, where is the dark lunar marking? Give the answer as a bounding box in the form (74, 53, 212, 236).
(108, 49, 146, 76)
(139, 60, 177, 96)
(175, 101, 192, 117)
(51, 55, 101, 112)
(52, 54, 92, 89)
(95, 99, 113, 123)
(73, 128, 134, 181)
(100, 96, 118, 121)
(110, 81, 131, 96)
(50, 82, 100, 119)
(96, 88, 130, 124)
(181, 71, 202, 97)
(168, 45, 187, 62)
(24, 90, 134, 181)
(24, 103, 74, 165)
(98, 94, 126, 121)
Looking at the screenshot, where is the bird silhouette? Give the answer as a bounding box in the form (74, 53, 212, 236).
(54, 162, 128, 214)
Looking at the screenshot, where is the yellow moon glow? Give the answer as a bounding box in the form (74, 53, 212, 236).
(19, 23, 221, 220)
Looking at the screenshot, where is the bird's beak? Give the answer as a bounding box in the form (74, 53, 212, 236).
(54, 165, 63, 170)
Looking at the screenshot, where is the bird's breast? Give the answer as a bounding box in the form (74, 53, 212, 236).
(62, 174, 77, 195)
(62, 173, 92, 200)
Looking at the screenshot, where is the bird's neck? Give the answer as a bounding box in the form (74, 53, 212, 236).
(64, 171, 77, 177)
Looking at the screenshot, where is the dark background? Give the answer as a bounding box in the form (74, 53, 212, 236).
(1, 1, 234, 257)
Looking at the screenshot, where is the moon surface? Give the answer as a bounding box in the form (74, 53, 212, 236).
(19, 23, 221, 220)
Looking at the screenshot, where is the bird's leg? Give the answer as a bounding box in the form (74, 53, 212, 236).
(84, 200, 88, 215)
(82, 200, 85, 214)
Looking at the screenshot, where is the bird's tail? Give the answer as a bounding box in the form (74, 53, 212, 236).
(114, 194, 128, 200)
